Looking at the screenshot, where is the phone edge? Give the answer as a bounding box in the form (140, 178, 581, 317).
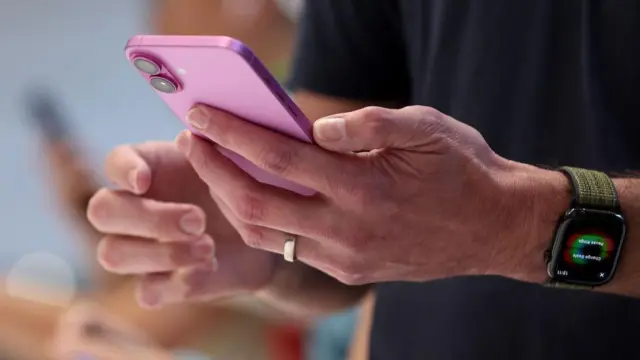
(124, 35, 313, 143)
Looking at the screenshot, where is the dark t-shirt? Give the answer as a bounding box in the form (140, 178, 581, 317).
(289, 1, 640, 359)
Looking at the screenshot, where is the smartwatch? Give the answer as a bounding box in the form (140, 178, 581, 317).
(545, 166, 627, 288)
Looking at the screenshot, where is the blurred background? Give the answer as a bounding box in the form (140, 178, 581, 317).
(0, 1, 358, 359)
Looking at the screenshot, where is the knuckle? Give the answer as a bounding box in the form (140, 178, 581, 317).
(360, 108, 391, 137)
(239, 225, 266, 249)
(168, 243, 192, 267)
(337, 268, 368, 286)
(149, 213, 171, 236)
(419, 105, 444, 120)
(158, 205, 202, 237)
(331, 256, 369, 286)
(420, 107, 446, 129)
(404, 106, 447, 133)
(403, 105, 440, 119)
(342, 183, 378, 212)
(359, 106, 388, 122)
(104, 145, 135, 180)
(105, 144, 129, 166)
(233, 191, 266, 224)
(256, 145, 296, 175)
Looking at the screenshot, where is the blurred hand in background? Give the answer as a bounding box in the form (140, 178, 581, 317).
(19, 92, 285, 360)
(50, 302, 176, 360)
(87, 141, 278, 307)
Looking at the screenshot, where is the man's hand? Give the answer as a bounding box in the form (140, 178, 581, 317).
(178, 105, 556, 284)
(86, 142, 276, 307)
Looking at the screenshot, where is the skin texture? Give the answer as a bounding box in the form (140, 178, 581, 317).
(175, 105, 519, 284)
(176, 103, 640, 296)
(87, 90, 640, 358)
(89, 99, 640, 305)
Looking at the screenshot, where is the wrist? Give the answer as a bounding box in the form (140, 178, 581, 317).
(493, 162, 571, 283)
(601, 177, 638, 295)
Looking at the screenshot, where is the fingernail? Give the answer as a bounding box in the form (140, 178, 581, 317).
(191, 238, 214, 260)
(186, 107, 209, 130)
(128, 169, 140, 191)
(128, 166, 150, 194)
(175, 130, 192, 155)
(314, 118, 346, 141)
(180, 210, 205, 235)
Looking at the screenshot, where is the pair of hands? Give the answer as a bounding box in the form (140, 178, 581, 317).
(88, 105, 543, 308)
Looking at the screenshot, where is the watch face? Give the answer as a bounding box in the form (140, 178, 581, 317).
(548, 208, 626, 286)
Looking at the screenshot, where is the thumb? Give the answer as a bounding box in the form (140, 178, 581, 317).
(313, 106, 441, 152)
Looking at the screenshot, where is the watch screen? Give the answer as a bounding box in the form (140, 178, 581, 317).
(550, 209, 625, 285)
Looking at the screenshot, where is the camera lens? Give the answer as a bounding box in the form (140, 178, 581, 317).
(133, 57, 160, 75)
(149, 76, 178, 93)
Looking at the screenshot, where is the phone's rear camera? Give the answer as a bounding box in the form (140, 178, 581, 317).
(133, 57, 160, 75)
(149, 76, 178, 93)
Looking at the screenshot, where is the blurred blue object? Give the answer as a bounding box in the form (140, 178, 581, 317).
(23, 87, 72, 142)
(306, 306, 359, 360)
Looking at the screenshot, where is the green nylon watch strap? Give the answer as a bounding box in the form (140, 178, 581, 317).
(560, 166, 619, 209)
(546, 167, 619, 290)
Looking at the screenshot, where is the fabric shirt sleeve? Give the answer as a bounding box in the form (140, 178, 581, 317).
(287, 0, 411, 105)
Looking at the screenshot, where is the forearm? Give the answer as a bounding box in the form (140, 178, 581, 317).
(92, 281, 290, 359)
(502, 163, 640, 296)
(0, 282, 67, 360)
(93, 279, 219, 349)
(256, 258, 370, 319)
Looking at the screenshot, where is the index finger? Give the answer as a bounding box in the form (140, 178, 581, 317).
(185, 105, 357, 196)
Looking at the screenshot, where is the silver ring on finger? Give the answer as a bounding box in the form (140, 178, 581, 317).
(283, 233, 297, 263)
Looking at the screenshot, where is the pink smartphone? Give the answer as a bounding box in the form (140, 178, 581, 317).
(125, 35, 315, 196)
